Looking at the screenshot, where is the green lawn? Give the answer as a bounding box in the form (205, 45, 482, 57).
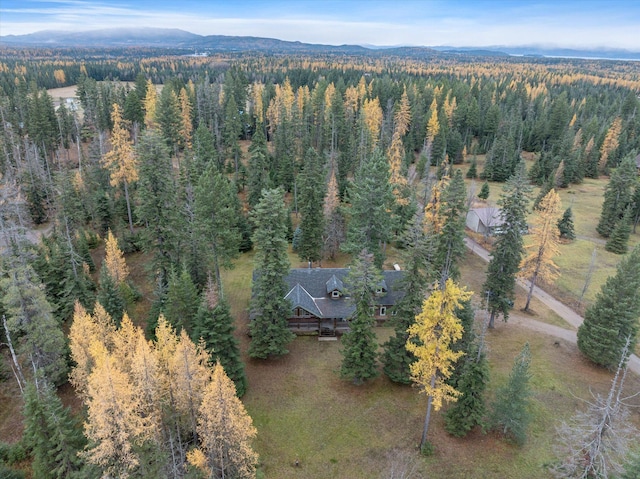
(221, 248, 640, 479)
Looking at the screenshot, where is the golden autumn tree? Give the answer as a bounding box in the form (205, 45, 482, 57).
(406, 279, 472, 451)
(599, 117, 622, 171)
(519, 188, 561, 312)
(178, 87, 193, 150)
(387, 130, 409, 206)
(395, 88, 411, 137)
(104, 229, 129, 286)
(426, 99, 440, 144)
(362, 97, 383, 147)
(68, 302, 116, 398)
(187, 362, 258, 479)
(82, 340, 152, 478)
(102, 103, 137, 233)
(170, 329, 212, 440)
(143, 79, 157, 129)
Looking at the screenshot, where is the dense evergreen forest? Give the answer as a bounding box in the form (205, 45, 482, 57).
(1, 46, 639, 478)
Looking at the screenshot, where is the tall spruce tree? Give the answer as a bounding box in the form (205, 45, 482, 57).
(577, 244, 640, 369)
(343, 148, 394, 268)
(482, 164, 531, 328)
(136, 130, 179, 288)
(340, 250, 382, 385)
(96, 264, 125, 326)
(192, 278, 247, 397)
(163, 266, 200, 335)
(557, 207, 576, 240)
(247, 125, 271, 209)
(297, 147, 326, 265)
(382, 212, 433, 384)
(596, 156, 638, 238)
(444, 343, 489, 438)
(248, 188, 295, 358)
(1, 255, 68, 386)
(605, 207, 633, 254)
(490, 343, 533, 446)
(434, 168, 468, 284)
(23, 383, 85, 479)
(194, 165, 241, 290)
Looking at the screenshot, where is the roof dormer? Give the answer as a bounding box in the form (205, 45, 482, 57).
(326, 274, 344, 298)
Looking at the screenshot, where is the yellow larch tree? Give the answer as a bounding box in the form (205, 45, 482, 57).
(82, 340, 151, 478)
(129, 324, 162, 442)
(362, 97, 383, 146)
(170, 329, 212, 440)
(599, 117, 622, 171)
(406, 278, 472, 451)
(143, 79, 157, 129)
(104, 229, 129, 286)
(426, 100, 440, 144)
(179, 87, 193, 150)
(394, 88, 411, 137)
(68, 302, 116, 398)
(187, 362, 258, 479)
(442, 91, 457, 127)
(519, 188, 561, 312)
(102, 103, 137, 233)
(387, 130, 409, 206)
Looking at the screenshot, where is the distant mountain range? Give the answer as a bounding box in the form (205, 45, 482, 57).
(2, 27, 639, 61)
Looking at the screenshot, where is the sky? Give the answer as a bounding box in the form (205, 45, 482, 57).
(1, 0, 639, 50)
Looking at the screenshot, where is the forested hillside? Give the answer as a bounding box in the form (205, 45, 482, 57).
(1, 46, 639, 478)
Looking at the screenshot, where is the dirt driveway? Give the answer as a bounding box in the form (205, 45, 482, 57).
(464, 237, 640, 375)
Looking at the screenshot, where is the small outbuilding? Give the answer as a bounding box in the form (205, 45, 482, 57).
(466, 207, 503, 235)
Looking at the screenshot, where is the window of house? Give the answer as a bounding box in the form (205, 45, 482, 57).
(376, 287, 383, 294)
(379, 306, 386, 316)
(331, 290, 340, 298)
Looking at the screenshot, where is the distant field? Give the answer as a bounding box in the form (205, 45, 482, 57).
(460, 154, 640, 311)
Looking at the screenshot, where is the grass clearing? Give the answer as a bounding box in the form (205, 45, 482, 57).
(222, 247, 640, 479)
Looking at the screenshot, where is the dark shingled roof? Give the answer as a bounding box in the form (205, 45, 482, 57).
(284, 268, 405, 319)
(325, 274, 344, 294)
(284, 283, 322, 317)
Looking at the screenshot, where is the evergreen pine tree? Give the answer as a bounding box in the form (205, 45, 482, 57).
(23, 383, 85, 479)
(247, 126, 271, 209)
(192, 278, 247, 397)
(605, 207, 633, 254)
(340, 251, 381, 385)
(482, 164, 531, 328)
(382, 213, 433, 384)
(478, 181, 490, 200)
(194, 165, 241, 290)
(136, 130, 179, 287)
(164, 267, 200, 335)
(631, 183, 640, 234)
(433, 169, 467, 284)
(297, 147, 326, 265)
(577, 244, 640, 369)
(444, 346, 489, 438)
(490, 343, 533, 446)
(248, 188, 295, 358)
(596, 156, 638, 238)
(466, 158, 478, 179)
(96, 264, 125, 326)
(1, 256, 68, 385)
(156, 86, 182, 152)
(343, 148, 394, 268)
(557, 207, 576, 240)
